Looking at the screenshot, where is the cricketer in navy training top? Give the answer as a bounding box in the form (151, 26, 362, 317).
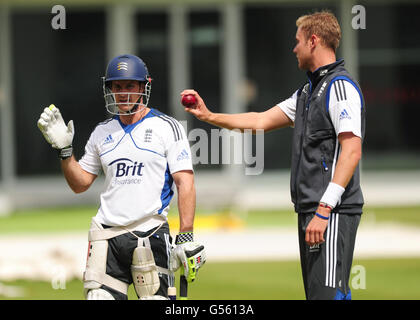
(37, 54, 206, 300)
(181, 10, 365, 300)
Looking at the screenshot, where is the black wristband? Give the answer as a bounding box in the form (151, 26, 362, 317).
(58, 145, 73, 160)
(175, 232, 194, 244)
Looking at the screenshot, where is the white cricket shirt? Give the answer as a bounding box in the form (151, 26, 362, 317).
(79, 109, 193, 227)
(277, 79, 362, 138)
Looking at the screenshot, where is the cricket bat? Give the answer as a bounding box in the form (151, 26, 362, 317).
(179, 273, 188, 300)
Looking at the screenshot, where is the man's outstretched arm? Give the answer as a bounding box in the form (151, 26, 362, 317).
(181, 89, 293, 133)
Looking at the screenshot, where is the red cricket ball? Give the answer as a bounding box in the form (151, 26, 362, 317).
(181, 94, 197, 108)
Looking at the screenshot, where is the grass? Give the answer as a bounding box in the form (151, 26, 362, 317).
(350, 258, 420, 300)
(1, 205, 419, 234)
(0, 205, 419, 300)
(1, 258, 419, 300)
(0, 206, 95, 234)
(362, 206, 420, 226)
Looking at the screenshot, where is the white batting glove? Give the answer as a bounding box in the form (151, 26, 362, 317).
(37, 104, 74, 159)
(169, 232, 206, 283)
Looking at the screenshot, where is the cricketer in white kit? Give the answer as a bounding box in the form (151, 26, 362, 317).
(81, 110, 192, 227)
(37, 54, 206, 300)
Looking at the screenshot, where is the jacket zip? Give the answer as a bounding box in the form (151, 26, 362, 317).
(295, 79, 312, 210)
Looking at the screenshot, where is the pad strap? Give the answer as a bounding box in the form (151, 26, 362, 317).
(88, 216, 166, 241)
(156, 266, 170, 276)
(138, 236, 170, 276)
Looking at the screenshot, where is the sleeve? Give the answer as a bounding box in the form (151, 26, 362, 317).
(165, 119, 194, 174)
(276, 90, 298, 123)
(328, 79, 362, 138)
(78, 131, 102, 175)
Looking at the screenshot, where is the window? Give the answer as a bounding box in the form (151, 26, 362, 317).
(12, 9, 106, 176)
(358, 2, 420, 170)
(189, 10, 222, 170)
(135, 12, 169, 115)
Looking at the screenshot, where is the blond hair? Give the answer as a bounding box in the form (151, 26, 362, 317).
(296, 10, 341, 52)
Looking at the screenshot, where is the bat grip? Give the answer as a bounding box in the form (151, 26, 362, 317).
(179, 275, 188, 300)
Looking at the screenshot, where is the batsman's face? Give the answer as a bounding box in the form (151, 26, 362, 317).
(111, 80, 144, 112)
(293, 27, 312, 71)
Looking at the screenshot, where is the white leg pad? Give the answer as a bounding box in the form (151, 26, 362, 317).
(86, 288, 115, 300)
(131, 246, 160, 299)
(83, 218, 128, 296)
(84, 239, 108, 291)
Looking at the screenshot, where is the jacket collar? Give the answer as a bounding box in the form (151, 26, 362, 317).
(306, 59, 345, 88)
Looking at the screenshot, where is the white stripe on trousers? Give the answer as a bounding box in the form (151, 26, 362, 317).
(325, 213, 339, 288)
(164, 233, 174, 287)
(325, 135, 341, 288)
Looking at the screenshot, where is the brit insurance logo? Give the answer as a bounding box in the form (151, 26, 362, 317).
(108, 158, 144, 185)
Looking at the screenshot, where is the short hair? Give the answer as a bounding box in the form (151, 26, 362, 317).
(296, 10, 341, 52)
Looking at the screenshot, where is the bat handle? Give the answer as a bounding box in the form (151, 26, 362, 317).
(179, 275, 188, 300)
(167, 286, 177, 300)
